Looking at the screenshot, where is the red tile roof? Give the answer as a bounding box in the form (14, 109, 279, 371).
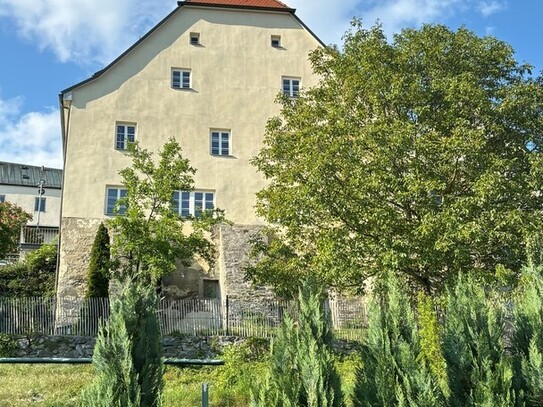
(181, 0, 292, 10)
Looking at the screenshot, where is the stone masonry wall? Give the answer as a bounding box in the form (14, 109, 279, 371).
(11, 334, 246, 359)
(217, 224, 276, 302)
(57, 217, 103, 297)
(10, 334, 360, 358)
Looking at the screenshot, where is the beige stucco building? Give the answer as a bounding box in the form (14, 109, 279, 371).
(57, 0, 322, 299)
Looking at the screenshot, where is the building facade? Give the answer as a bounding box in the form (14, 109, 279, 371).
(0, 162, 62, 261)
(57, 0, 322, 300)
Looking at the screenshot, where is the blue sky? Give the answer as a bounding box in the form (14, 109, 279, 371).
(0, 0, 541, 169)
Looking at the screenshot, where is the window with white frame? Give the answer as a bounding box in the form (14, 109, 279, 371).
(116, 123, 136, 150)
(172, 190, 214, 218)
(282, 77, 300, 97)
(106, 187, 127, 215)
(210, 130, 230, 156)
(34, 197, 46, 212)
(172, 69, 191, 89)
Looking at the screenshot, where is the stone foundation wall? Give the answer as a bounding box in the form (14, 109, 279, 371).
(11, 334, 246, 359)
(57, 217, 103, 297)
(217, 224, 276, 302)
(56, 220, 276, 303)
(9, 334, 359, 358)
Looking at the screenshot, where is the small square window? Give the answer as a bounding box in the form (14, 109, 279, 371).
(271, 35, 281, 47)
(210, 130, 230, 156)
(34, 197, 46, 212)
(190, 32, 200, 45)
(116, 123, 136, 150)
(172, 69, 191, 89)
(106, 187, 127, 215)
(282, 77, 300, 97)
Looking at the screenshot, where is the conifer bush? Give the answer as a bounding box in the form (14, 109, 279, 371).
(86, 223, 111, 298)
(442, 274, 515, 406)
(353, 273, 446, 407)
(80, 279, 164, 407)
(511, 266, 543, 405)
(251, 278, 343, 407)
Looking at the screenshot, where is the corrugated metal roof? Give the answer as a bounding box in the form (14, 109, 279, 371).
(0, 162, 62, 189)
(183, 0, 291, 9)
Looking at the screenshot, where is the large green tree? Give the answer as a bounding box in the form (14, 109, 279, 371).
(108, 138, 224, 282)
(0, 202, 31, 260)
(249, 23, 543, 294)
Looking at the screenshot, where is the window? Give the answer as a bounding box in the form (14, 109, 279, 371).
(116, 123, 136, 150)
(201, 279, 220, 299)
(0, 195, 4, 203)
(106, 187, 127, 215)
(172, 69, 191, 89)
(282, 77, 300, 97)
(190, 32, 200, 45)
(172, 190, 214, 218)
(271, 35, 281, 47)
(34, 197, 46, 212)
(210, 130, 230, 156)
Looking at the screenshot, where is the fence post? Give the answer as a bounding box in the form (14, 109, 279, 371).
(202, 383, 209, 407)
(225, 295, 229, 336)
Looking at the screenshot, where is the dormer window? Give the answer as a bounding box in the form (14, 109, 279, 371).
(271, 35, 281, 47)
(190, 32, 200, 45)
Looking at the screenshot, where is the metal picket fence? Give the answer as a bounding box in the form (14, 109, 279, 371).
(0, 296, 367, 340)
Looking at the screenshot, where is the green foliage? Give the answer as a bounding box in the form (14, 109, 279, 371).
(0, 334, 17, 357)
(86, 223, 111, 298)
(81, 279, 164, 407)
(108, 138, 224, 282)
(417, 292, 450, 398)
(0, 202, 31, 259)
(442, 274, 515, 406)
(0, 240, 57, 296)
(354, 273, 446, 406)
(252, 278, 343, 407)
(511, 266, 543, 405)
(250, 22, 543, 294)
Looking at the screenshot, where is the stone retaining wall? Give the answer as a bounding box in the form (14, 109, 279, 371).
(10, 334, 246, 359)
(9, 334, 359, 359)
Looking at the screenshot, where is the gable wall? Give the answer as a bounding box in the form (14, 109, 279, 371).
(62, 6, 320, 224)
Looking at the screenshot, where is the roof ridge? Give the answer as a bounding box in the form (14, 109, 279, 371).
(180, 0, 293, 11)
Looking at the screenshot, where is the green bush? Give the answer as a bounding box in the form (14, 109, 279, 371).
(0, 241, 57, 296)
(354, 273, 446, 407)
(442, 274, 515, 407)
(80, 279, 164, 407)
(511, 266, 543, 405)
(252, 278, 343, 407)
(86, 223, 111, 298)
(0, 334, 17, 357)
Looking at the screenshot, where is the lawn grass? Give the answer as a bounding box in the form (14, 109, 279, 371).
(0, 354, 360, 406)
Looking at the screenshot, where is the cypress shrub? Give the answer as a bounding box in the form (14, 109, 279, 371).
(86, 223, 111, 298)
(251, 278, 343, 407)
(442, 274, 515, 407)
(353, 273, 446, 407)
(511, 266, 543, 405)
(80, 279, 164, 407)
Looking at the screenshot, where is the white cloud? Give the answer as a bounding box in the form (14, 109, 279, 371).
(0, 0, 172, 66)
(0, 96, 62, 168)
(477, 1, 507, 17)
